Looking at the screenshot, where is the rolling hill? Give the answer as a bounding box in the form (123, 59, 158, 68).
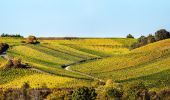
(70, 38, 170, 89)
(1, 37, 170, 90)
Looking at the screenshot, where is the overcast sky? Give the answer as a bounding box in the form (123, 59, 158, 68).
(0, 0, 170, 37)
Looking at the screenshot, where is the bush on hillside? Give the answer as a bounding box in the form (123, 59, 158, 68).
(157, 89, 170, 100)
(26, 35, 39, 44)
(149, 91, 160, 100)
(3, 89, 21, 100)
(12, 58, 22, 68)
(72, 87, 97, 100)
(105, 79, 114, 87)
(126, 34, 134, 38)
(138, 36, 148, 46)
(0, 43, 9, 53)
(131, 36, 148, 49)
(147, 34, 156, 43)
(47, 90, 71, 100)
(123, 82, 150, 100)
(21, 82, 31, 100)
(3, 58, 23, 69)
(106, 88, 123, 99)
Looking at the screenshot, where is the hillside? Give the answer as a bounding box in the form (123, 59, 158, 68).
(1, 37, 170, 90)
(70, 39, 170, 89)
(0, 37, 136, 89)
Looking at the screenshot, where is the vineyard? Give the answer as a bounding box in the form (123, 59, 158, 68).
(0, 57, 6, 68)
(0, 37, 170, 90)
(70, 38, 170, 89)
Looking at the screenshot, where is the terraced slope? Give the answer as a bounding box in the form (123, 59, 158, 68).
(0, 38, 137, 88)
(70, 39, 170, 89)
(8, 45, 94, 80)
(42, 38, 133, 57)
(0, 68, 92, 89)
(0, 73, 74, 88)
(0, 68, 37, 85)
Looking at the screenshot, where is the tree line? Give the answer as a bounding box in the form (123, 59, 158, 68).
(127, 29, 170, 49)
(0, 81, 170, 100)
(1, 33, 23, 38)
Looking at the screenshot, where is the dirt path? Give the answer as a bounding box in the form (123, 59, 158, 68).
(65, 65, 103, 81)
(64, 58, 104, 82)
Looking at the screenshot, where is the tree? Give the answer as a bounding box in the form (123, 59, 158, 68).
(1, 33, 23, 37)
(147, 34, 156, 43)
(126, 34, 134, 38)
(26, 35, 39, 44)
(3, 89, 21, 100)
(72, 87, 97, 100)
(21, 82, 31, 100)
(0, 43, 9, 53)
(106, 88, 123, 99)
(155, 29, 170, 41)
(3, 58, 23, 69)
(12, 58, 22, 68)
(123, 82, 150, 100)
(47, 91, 70, 100)
(138, 36, 148, 46)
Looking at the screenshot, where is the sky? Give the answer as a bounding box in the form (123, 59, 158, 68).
(0, 0, 170, 38)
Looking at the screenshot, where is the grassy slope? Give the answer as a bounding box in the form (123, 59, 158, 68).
(0, 38, 139, 88)
(70, 39, 170, 89)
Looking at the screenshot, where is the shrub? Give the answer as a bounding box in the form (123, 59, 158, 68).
(147, 34, 156, 43)
(3, 58, 23, 69)
(149, 91, 160, 100)
(123, 82, 149, 100)
(72, 87, 97, 100)
(12, 58, 22, 68)
(21, 41, 26, 43)
(47, 90, 70, 100)
(106, 88, 123, 99)
(105, 79, 113, 87)
(126, 34, 134, 38)
(138, 36, 148, 46)
(26, 35, 39, 44)
(130, 42, 140, 49)
(0, 43, 9, 53)
(157, 89, 170, 100)
(3, 89, 21, 100)
(92, 80, 105, 87)
(21, 82, 31, 100)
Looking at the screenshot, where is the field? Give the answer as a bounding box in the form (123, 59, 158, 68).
(1, 37, 170, 90)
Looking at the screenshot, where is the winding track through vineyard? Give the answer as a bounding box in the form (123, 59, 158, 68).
(0, 51, 104, 82)
(63, 58, 104, 82)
